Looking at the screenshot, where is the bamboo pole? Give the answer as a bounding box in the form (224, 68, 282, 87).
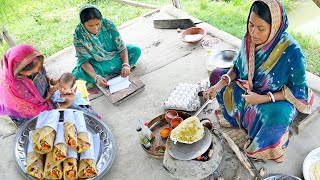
(0, 32, 3, 45)
(313, 0, 320, 8)
(3, 26, 16, 47)
(172, 0, 181, 9)
(113, 0, 161, 9)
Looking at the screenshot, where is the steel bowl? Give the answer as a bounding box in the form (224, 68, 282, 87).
(13, 109, 116, 180)
(209, 49, 238, 68)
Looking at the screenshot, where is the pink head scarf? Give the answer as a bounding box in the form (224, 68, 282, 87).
(0, 44, 53, 119)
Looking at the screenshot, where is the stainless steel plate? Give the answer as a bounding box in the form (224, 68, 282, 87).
(13, 109, 116, 180)
(303, 147, 320, 180)
(264, 174, 301, 180)
(209, 49, 238, 68)
(166, 127, 212, 160)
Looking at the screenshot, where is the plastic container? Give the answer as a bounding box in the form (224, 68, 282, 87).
(136, 127, 151, 149)
(137, 119, 154, 141)
(205, 49, 216, 75)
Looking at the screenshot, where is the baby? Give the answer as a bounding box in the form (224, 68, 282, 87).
(47, 73, 98, 117)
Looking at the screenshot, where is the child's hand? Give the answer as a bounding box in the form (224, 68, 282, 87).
(46, 83, 60, 100)
(50, 83, 59, 92)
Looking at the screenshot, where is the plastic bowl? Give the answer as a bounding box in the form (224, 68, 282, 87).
(201, 38, 221, 50)
(180, 27, 206, 43)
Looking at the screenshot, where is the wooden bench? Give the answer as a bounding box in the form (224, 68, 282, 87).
(291, 94, 320, 134)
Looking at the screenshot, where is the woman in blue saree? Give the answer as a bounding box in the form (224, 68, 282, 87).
(72, 5, 141, 88)
(204, 0, 314, 162)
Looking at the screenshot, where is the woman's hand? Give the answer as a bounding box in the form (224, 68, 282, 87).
(121, 66, 130, 77)
(203, 80, 227, 100)
(241, 90, 269, 105)
(45, 84, 59, 100)
(96, 75, 108, 88)
(50, 78, 59, 86)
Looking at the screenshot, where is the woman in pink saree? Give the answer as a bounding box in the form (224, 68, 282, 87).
(0, 44, 76, 126)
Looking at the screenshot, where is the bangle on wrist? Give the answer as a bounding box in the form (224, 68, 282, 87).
(94, 74, 101, 82)
(221, 74, 231, 85)
(267, 92, 275, 102)
(56, 103, 61, 109)
(122, 63, 130, 68)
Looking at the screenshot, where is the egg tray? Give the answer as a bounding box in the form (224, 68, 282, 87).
(163, 83, 201, 112)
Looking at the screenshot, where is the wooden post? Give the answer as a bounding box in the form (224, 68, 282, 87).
(313, 0, 320, 8)
(114, 0, 160, 9)
(172, 0, 181, 9)
(3, 26, 16, 47)
(0, 31, 3, 45)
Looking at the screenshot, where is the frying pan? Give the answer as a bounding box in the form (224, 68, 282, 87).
(153, 18, 204, 29)
(166, 99, 213, 160)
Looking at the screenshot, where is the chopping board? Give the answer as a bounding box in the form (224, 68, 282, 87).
(97, 73, 145, 105)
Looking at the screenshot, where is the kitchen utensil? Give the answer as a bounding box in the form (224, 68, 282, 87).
(209, 49, 238, 68)
(303, 146, 320, 180)
(13, 109, 116, 180)
(166, 127, 212, 160)
(153, 18, 204, 29)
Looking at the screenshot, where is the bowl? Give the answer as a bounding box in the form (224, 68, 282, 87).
(209, 49, 238, 69)
(170, 117, 183, 128)
(202, 38, 221, 50)
(155, 146, 166, 154)
(165, 110, 178, 123)
(160, 127, 172, 138)
(180, 27, 206, 43)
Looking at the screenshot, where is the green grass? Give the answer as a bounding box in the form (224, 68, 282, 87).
(0, 0, 319, 75)
(0, 0, 155, 57)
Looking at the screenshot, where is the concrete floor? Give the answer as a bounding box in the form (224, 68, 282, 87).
(1, 6, 320, 180)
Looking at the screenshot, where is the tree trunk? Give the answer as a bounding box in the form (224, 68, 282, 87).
(313, 0, 320, 8)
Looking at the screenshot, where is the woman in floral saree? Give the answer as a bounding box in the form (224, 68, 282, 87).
(72, 5, 141, 88)
(204, 0, 313, 162)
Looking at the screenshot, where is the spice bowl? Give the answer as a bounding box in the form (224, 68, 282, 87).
(159, 127, 172, 138)
(165, 110, 178, 123)
(155, 146, 166, 154)
(170, 117, 183, 128)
